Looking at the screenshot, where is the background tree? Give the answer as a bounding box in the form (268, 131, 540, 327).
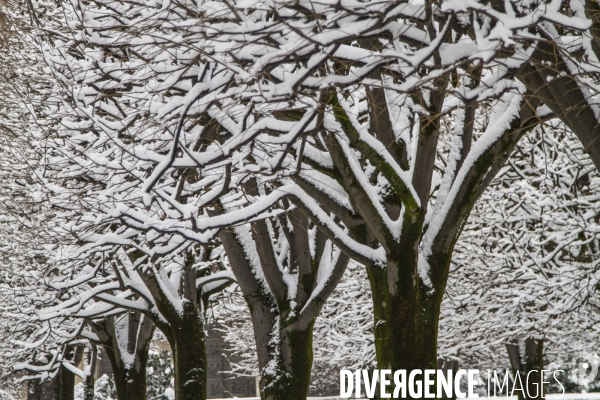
(218, 199, 349, 399)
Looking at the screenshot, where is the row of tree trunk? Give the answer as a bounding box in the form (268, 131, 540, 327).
(26, 333, 546, 400)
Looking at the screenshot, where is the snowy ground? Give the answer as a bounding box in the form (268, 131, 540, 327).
(474, 396, 600, 400)
(210, 396, 600, 400)
(470, 396, 600, 400)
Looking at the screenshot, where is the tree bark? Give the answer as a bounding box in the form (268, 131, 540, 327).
(168, 303, 207, 400)
(88, 313, 154, 400)
(28, 379, 42, 400)
(261, 322, 315, 400)
(102, 344, 150, 400)
(218, 212, 349, 400)
(367, 257, 444, 390)
(53, 368, 75, 400)
(83, 346, 97, 400)
(171, 310, 207, 400)
(132, 252, 211, 400)
(104, 347, 149, 400)
(306, 82, 542, 400)
(53, 345, 79, 400)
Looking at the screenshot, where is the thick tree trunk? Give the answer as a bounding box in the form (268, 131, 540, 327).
(220, 227, 315, 400)
(111, 364, 148, 400)
(90, 314, 155, 400)
(102, 344, 149, 400)
(366, 251, 448, 399)
(28, 379, 42, 400)
(169, 303, 207, 400)
(218, 202, 349, 400)
(261, 323, 314, 400)
(54, 345, 79, 400)
(368, 266, 439, 372)
(54, 367, 75, 400)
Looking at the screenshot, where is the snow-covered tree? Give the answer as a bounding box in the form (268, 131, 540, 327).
(440, 120, 600, 368)
(217, 199, 349, 398)
(300, 116, 600, 395)
(33, 238, 235, 400)
(85, 314, 155, 399)
(8, 1, 241, 398)
(0, 2, 91, 397)
(20, 0, 353, 398)
(20, 0, 600, 399)
(214, 260, 374, 395)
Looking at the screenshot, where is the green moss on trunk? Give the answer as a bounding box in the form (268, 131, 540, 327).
(261, 324, 314, 400)
(366, 251, 450, 400)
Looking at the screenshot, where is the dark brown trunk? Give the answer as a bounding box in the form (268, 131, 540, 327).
(368, 265, 439, 371)
(88, 314, 155, 400)
(28, 379, 42, 400)
(366, 249, 449, 399)
(261, 323, 314, 400)
(54, 367, 75, 400)
(111, 364, 148, 400)
(168, 302, 207, 400)
(102, 343, 150, 400)
(53, 346, 79, 400)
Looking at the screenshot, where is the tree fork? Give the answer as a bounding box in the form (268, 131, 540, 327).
(102, 343, 150, 400)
